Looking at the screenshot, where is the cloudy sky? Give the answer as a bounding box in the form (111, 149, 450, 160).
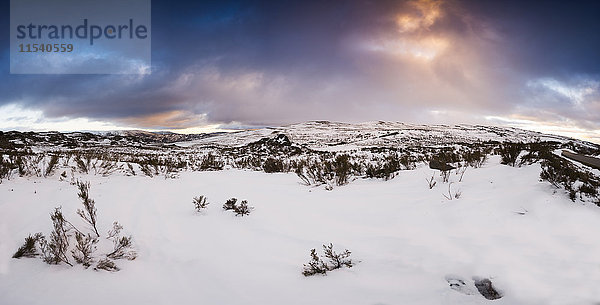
(1, 0, 600, 142)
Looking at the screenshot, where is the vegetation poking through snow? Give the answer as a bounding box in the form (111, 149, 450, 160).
(193, 195, 209, 212)
(76, 181, 100, 237)
(365, 153, 414, 180)
(222, 198, 253, 216)
(302, 249, 328, 276)
(222, 198, 238, 211)
(13, 183, 137, 271)
(39, 207, 73, 266)
(106, 222, 137, 261)
(234, 200, 252, 216)
(540, 153, 600, 203)
(302, 243, 353, 276)
(94, 258, 120, 272)
(199, 153, 224, 171)
(499, 143, 523, 167)
(322, 243, 353, 270)
(44, 154, 59, 177)
(72, 232, 98, 268)
(426, 174, 437, 189)
(0, 128, 598, 202)
(443, 183, 461, 200)
(12, 233, 43, 258)
(263, 157, 285, 173)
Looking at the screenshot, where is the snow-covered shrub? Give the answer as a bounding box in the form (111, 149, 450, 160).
(233, 155, 262, 170)
(333, 154, 352, 186)
(223, 198, 238, 211)
(295, 155, 355, 187)
(12, 233, 43, 258)
(295, 160, 332, 186)
(14, 185, 137, 271)
(140, 164, 154, 177)
(94, 160, 118, 176)
(263, 157, 285, 173)
(72, 232, 98, 268)
(76, 181, 100, 237)
(39, 207, 73, 266)
(94, 258, 119, 272)
(0, 156, 16, 183)
(540, 155, 600, 202)
(461, 148, 489, 168)
(234, 200, 252, 216)
(499, 143, 523, 166)
(302, 249, 328, 276)
(518, 141, 555, 166)
(365, 153, 413, 180)
(125, 163, 136, 176)
(44, 154, 59, 177)
(431, 150, 461, 166)
(322, 243, 353, 270)
(302, 243, 353, 276)
(74, 154, 91, 174)
(106, 222, 137, 261)
(222, 198, 253, 216)
(199, 153, 224, 171)
(193, 195, 209, 212)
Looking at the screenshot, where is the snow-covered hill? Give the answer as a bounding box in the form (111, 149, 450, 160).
(175, 121, 597, 151)
(2, 121, 598, 152)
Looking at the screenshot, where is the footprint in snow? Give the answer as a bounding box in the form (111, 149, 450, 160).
(445, 275, 503, 300)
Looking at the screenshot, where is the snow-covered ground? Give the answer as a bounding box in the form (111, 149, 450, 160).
(1, 155, 599, 305)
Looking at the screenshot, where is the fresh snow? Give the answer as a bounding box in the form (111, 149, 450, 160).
(1, 156, 600, 305)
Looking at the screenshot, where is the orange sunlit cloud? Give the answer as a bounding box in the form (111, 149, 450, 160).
(396, 0, 443, 33)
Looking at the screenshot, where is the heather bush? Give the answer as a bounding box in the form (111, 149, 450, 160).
(76, 181, 100, 237)
(461, 148, 489, 168)
(12, 233, 43, 258)
(302, 249, 328, 276)
(13, 185, 137, 272)
(263, 157, 285, 173)
(193, 195, 209, 212)
(95, 258, 119, 272)
(499, 143, 523, 167)
(106, 222, 137, 260)
(234, 200, 252, 217)
(72, 232, 98, 268)
(540, 154, 600, 202)
(302, 243, 353, 276)
(44, 154, 59, 177)
(365, 153, 412, 180)
(322, 243, 353, 269)
(333, 154, 352, 186)
(199, 153, 224, 170)
(222, 198, 253, 216)
(0, 156, 15, 182)
(223, 198, 237, 211)
(39, 207, 73, 266)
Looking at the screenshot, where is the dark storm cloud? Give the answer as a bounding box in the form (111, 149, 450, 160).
(0, 0, 599, 136)
(464, 0, 600, 77)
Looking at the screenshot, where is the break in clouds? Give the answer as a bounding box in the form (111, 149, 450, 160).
(1, 0, 599, 140)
